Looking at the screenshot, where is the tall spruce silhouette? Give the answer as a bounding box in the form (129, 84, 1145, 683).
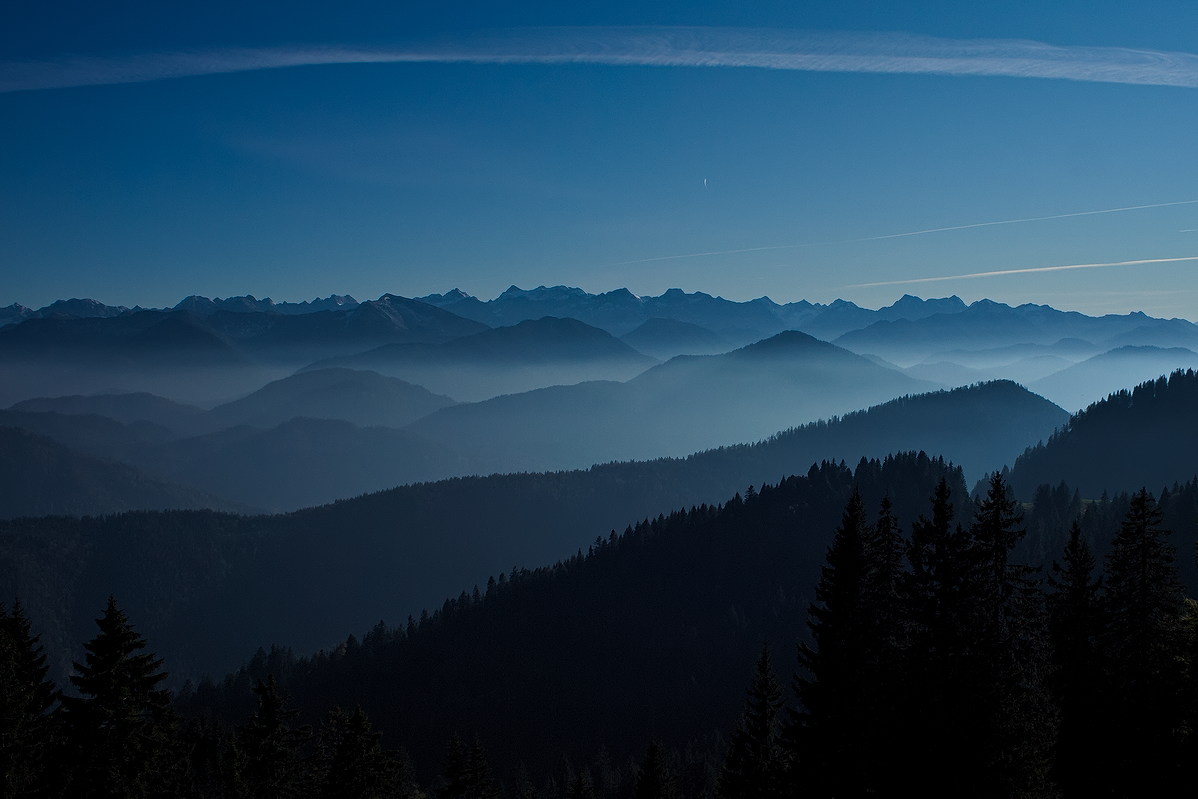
(58, 596, 182, 797)
(438, 734, 501, 799)
(789, 489, 880, 797)
(316, 705, 401, 799)
(965, 472, 1056, 798)
(634, 741, 679, 799)
(232, 674, 312, 798)
(898, 477, 980, 795)
(1101, 488, 1187, 794)
(0, 601, 59, 797)
(1047, 522, 1105, 799)
(720, 645, 785, 798)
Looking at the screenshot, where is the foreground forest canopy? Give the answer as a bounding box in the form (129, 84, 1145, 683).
(6, 456, 1198, 797)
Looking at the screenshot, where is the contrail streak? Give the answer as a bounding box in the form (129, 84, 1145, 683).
(856, 199, 1198, 241)
(845, 255, 1198, 288)
(605, 199, 1198, 266)
(6, 27, 1198, 93)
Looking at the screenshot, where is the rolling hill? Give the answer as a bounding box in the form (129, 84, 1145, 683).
(0, 426, 243, 519)
(310, 317, 656, 401)
(1009, 369, 1198, 499)
(407, 330, 938, 472)
(201, 368, 457, 432)
(1027, 346, 1198, 412)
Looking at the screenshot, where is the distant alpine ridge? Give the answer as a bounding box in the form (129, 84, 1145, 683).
(4, 284, 1198, 411)
(5, 286, 1195, 350)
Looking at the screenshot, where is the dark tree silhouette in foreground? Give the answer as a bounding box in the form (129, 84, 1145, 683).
(58, 596, 182, 797)
(1101, 488, 1186, 795)
(1047, 522, 1105, 798)
(0, 600, 59, 797)
(720, 645, 785, 798)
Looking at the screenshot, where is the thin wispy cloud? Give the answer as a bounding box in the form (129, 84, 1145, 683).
(845, 255, 1198, 289)
(6, 27, 1198, 93)
(606, 199, 1198, 266)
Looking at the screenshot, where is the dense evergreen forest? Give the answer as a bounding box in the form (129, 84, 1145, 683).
(6, 449, 1198, 797)
(1009, 368, 1198, 498)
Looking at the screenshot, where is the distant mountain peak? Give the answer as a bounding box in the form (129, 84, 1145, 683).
(498, 285, 588, 301)
(37, 298, 132, 318)
(734, 329, 829, 356)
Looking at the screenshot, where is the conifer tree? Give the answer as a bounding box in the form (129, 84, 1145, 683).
(965, 473, 1056, 798)
(634, 741, 679, 799)
(232, 675, 312, 798)
(1047, 522, 1105, 799)
(316, 705, 398, 799)
(898, 478, 979, 796)
(719, 645, 784, 799)
(58, 596, 183, 798)
(788, 489, 875, 797)
(1101, 488, 1186, 794)
(0, 601, 59, 797)
(439, 734, 500, 799)
(565, 768, 595, 799)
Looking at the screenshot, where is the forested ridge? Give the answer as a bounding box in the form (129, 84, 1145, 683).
(1009, 368, 1198, 498)
(6, 450, 1198, 796)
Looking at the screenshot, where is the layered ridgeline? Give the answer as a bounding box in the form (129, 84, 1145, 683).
(418, 286, 971, 344)
(0, 381, 1063, 678)
(0, 295, 486, 406)
(1, 370, 470, 511)
(1009, 369, 1198, 499)
(3, 337, 1042, 513)
(116, 366, 469, 510)
(6, 287, 1198, 412)
(306, 316, 657, 402)
(1027, 345, 1198, 412)
(0, 427, 245, 519)
(406, 331, 937, 471)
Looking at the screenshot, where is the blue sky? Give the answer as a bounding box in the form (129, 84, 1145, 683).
(4, 1, 1198, 318)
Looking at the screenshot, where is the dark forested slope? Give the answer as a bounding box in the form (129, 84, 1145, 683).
(1009, 369, 1198, 499)
(183, 454, 971, 781)
(0, 427, 245, 520)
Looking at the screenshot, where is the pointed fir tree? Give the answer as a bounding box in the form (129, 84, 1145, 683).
(57, 596, 183, 798)
(1046, 522, 1105, 799)
(315, 705, 399, 799)
(719, 644, 785, 799)
(788, 489, 878, 797)
(0, 600, 59, 797)
(232, 674, 312, 799)
(634, 741, 679, 799)
(897, 478, 981, 796)
(439, 734, 500, 799)
(1100, 488, 1187, 794)
(565, 768, 595, 799)
(964, 472, 1056, 798)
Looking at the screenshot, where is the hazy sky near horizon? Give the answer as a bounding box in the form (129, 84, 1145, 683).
(5, 1, 1198, 318)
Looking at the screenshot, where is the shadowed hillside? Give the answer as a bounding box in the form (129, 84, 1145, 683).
(0, 427, 245, 519)
(1009, 369, 1198, 498)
